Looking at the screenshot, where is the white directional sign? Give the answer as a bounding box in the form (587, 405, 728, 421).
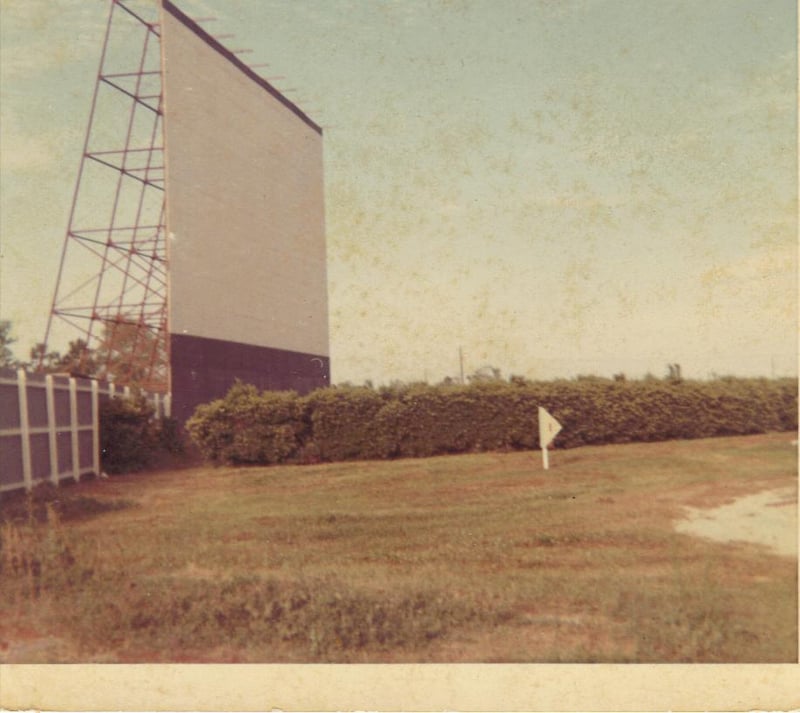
(538, 407, 563, 470)
(538, 407, 562, 448)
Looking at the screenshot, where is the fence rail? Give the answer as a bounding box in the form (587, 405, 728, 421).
(0, 369, 170, 494)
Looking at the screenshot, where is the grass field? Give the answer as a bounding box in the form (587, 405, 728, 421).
(0, 432, 796, 662)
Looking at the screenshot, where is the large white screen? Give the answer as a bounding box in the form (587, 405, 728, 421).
(161, 2, 328, 357)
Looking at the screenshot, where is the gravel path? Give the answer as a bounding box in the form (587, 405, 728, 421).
(675, 487, 797, 557)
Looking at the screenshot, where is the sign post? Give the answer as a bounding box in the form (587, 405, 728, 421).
(538, 406, 563, 470)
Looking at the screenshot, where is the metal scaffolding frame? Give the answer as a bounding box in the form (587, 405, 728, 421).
(42, 0, 323, 396)
(43, 0, 168, 393)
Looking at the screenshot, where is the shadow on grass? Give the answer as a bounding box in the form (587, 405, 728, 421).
(0, 482, 137, 525)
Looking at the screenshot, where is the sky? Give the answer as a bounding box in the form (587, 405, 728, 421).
(1, 0, 797, 385)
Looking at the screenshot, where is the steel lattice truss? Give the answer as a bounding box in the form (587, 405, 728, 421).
(44, 0, 168, 392)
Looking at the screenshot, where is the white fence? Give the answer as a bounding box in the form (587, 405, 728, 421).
(0, 368, 170, 494)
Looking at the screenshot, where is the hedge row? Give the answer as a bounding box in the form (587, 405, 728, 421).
(185, 377, 798, 465)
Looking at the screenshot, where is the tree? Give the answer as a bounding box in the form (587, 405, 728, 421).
(0, 316, 165, 389)
(666, 363, 682, 383)
(55, 339, 97, 377)
(29, 342, 62, 371)
(467, 366, 502, 383)
(0, 320, 18, 368)
(27, 339, 98, 376)
(94, 316, 167, 390)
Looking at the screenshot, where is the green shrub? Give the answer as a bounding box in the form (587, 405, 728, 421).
(100, 395, 160, 474)
(157, 417, 185, 455)
(185, 381, 307, 464)
(302, 386, 388, 461)
(100, 395, 184, 474)
(185, 377, 798, 466)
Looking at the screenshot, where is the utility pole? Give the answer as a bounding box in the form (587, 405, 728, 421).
(459, 347, 464, 385)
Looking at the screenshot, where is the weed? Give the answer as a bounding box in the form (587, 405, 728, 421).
(56, 574, 507, 661)
(0, 503, 95, 606)
(607, 544, 796, 663)
(616, 583, 761, 662)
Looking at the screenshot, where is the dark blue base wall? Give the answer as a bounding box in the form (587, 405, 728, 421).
(170, 333, 330, 423)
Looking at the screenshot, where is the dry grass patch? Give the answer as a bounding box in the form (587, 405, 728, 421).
(0, 432, 795, 662)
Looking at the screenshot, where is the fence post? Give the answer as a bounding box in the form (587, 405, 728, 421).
(92, 379, 100, 477)
(45, 373, 59, 485)
(69, 377, 80, 482)
(16, 369, 33, 491)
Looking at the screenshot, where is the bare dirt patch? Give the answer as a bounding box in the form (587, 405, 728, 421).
(675, 487, 797, 557)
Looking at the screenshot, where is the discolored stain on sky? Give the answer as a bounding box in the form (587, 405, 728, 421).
(1, 0, 796, 384)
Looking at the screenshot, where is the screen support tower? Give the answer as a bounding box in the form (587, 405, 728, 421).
(42, 0, 168, 393)
(44, 0, 330, 416)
